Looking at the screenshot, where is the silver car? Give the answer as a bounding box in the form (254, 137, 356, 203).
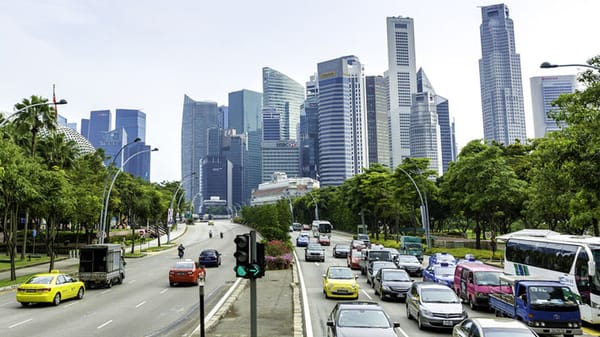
(453, 317, 539, 337)
(305, 243, 325, 262)
(406, 282, 467, 330)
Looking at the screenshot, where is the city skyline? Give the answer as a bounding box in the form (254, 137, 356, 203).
(2, 0, 598, 182)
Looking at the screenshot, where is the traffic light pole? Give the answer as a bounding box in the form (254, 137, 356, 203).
(250, 230, 257, 337)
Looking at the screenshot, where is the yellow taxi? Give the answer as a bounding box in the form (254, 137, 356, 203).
(16, 270, 85, 306)
(323, 266, 359, 299)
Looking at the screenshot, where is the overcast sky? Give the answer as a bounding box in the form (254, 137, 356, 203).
(1, 0, 598, 183)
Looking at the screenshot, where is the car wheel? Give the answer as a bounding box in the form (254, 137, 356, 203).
(20, 302, 29, 307)
(379, 288, 385, 301)
(417, 313, 424, 330)
(406, 303, 412, 320)
(170, 282, 175, 287)
(53, 293, 61, 306)
(106, 280, 113, 288)
(76, 287, 85, 300)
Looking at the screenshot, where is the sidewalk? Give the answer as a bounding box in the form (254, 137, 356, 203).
(206, 264, 300, 337)
(0, 223, 187, 287)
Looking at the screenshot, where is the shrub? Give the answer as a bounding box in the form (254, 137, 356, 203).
(264, 240, 291, 257)
(265, 253, 292, 270)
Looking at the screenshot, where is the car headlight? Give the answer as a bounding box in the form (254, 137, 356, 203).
(382, 284, 391, 291)
(351, 283, 357, 289)
(420, 308, 433, 317)
(327, 283, 334, 290)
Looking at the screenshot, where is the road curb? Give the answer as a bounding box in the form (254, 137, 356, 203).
(291, 261, 304, 337)
(205, 278, 248, 332)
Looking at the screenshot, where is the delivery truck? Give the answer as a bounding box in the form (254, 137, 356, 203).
(489, 275, 582, 337)
(79, 244, 126, 288)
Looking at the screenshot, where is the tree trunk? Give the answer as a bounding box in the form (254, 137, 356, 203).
(474, 221, 481, 250)
(20, 209, 29, 260)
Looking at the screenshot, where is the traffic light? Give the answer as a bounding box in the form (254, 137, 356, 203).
(234, 234, 250, 278)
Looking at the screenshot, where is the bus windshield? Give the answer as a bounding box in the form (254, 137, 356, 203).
(591, 249, 600, 296)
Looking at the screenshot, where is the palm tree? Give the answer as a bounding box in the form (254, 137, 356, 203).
(12, 95, 57, 157)
(37, 133, 79, 170)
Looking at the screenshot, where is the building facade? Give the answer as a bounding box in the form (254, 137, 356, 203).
(530, 75, 577, 138)
(317, 55, 369, 187)
(262, 67, 305, 141)
(181, 95, 222, 211)
(261, 140, 300, 182)
(479, 3, 527, 145)
(116, 108, 150, 180)
(365, 75, 390, 167)
(299, 75, 320, 180)
(228, 89, 262, 204)
(88, 110, 111, 149)
(386, 16, 417, 168)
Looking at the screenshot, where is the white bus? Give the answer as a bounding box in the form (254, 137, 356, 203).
(503, 233, 600, 324)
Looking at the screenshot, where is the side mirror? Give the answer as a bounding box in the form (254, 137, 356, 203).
(393, 322, 401, 328)
(322, 274, 326, 278)
(326, 321, 334, 327)
(355, 275, 359, 279)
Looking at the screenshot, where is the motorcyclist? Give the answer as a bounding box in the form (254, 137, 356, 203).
(209, 229, 213, 238)
(177, 243, 185, 258)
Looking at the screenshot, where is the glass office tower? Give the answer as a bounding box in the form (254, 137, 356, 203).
(317, 55, 368, 187)
(181, 95, 221, 212)
(262, 67, 304, 141)
(479, 3, 526, 145)
(530, 75, 576, 138)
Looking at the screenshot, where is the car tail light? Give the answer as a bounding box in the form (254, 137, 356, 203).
(38, 288, 51, 293)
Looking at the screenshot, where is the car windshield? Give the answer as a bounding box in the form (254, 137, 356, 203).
(382, 270, 410, 281)
(434, 266, 455, 276)
(308, 244, 321, 250)
(173, 262, 194, 269)
(436, 254, 455, 262)
(337, 246, 349, 251)
(337, 309, 390, 328)
(329, 268, 354, 279)
(406, 243, 421, 249)
(373, 262, 396, 271)
(421, 288, 460, 303)
(352, 251, 362, 258)
(529, 286, 577, 304)
(397, 256, 419, 263)
(26, 275, 54, 284)
(475, 271, 501, 285)
(482, 328, 537, 337)
(201, 251, 216, 256)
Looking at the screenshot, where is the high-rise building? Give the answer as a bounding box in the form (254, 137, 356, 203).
(116, 109, 150, 179)
(435, 96, 456, 173)
(99, 128, 127, 168)
(261, 140, 300, 182)
(88, 110, 111, 148)
(365, 75, 390, 167)
(317, 55, 368, 187)
(80, 118, 89, 138)
(262, 67, 304, 141)
(299, 75, 319, 180)
(386, 16, 417, 168)
(262, 107, 281, 141)
(181, 95, 222, 211)
(530, 75, 577, 138)
(411, 69, 442, 176)
(222, 130, 246, 207)
(228, 89, 262, 204)
(479, 4, 527, 145)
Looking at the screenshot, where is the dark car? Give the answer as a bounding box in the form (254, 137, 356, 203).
(357, 233, 371, 247)
(326, 301, 400, 337)
(367, 260, 398, 286)
(373, 268, 413, 301)
(198, 249, 221, 267)
(333, 244, 350, 258)
(395, 254, 423, 276)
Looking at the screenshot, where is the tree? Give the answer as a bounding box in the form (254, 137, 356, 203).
(11, 95, 57, 157)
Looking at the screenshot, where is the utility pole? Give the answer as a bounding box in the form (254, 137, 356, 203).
(250, 230, 257, 337)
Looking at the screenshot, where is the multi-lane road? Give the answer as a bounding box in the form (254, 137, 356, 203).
(2, 222, 597, 337)
(293, 230, 598, 337)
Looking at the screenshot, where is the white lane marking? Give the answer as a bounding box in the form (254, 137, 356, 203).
(64, 302, 77, 308)
(9, 318, 32, 328)
(100, 289, 111, 295)
(315, 263, 320, 267)
(294, 250, 314, 337)
(396, 327, 410, 337)
(135, 301, 146, 308)
(361, 289, 372, 299)
(160, 288, 168, 294)
(0, 300, 14, 307)
(97, 320, 113, 329)
(128, 280, 136, 284)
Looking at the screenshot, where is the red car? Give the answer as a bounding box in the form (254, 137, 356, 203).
(347, 249, 362, 269)
(319, 235, 331, 246)
(169, 260, 206, 286)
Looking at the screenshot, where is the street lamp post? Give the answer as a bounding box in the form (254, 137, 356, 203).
(396, 167, 431, 249)
(284, 190, 295, 225)
(2, 99, 68, 126)
(540, 61, 600, 72)
(99, 137, 141, 242)
(167, 172, 196, 243)
(309, 192, 319, 220)
(100, 147, 158, 244)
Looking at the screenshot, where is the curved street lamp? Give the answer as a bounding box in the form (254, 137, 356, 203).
(167, 172, 196, 243)
(99, 147, 158, 243)
(2, 99, 68, 126)
(99, 137, 142, 234)
(309, 192, 319, 221)
(540, 61, 600, 72)
(396, 167, 431, 249)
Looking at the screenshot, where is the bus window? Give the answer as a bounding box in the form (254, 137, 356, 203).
(575, 249, 591, 305)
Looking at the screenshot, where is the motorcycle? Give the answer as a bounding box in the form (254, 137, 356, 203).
(220, 232, 224, 239)
(178, 249, 184, 259)
(209, 230, 213, 238)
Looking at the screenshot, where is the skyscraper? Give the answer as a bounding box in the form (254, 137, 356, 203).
(386, 16, 417, 168)
(479, 3, 527, 145)
(181, 95, 222, 211)
(299, 75, 319, 180)
(262, 67, 304, 141)
(88, 110, 111, 148)
(317, 55, 368, 187)
(530, 75, 577, 138)
(116, 108, 150, 179)
(228, 89, 262, 203)
(80, 118, 89, 138)
(262, 140, 300, 182)
(365, 75, 390, 167)
(411, 69, 442, 176)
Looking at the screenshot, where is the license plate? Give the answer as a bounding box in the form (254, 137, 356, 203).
(177, 272, 185, 275)
(337, 289, 348, 294)
(27, 289, 36, 293)
(443, 320, 453, 326)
